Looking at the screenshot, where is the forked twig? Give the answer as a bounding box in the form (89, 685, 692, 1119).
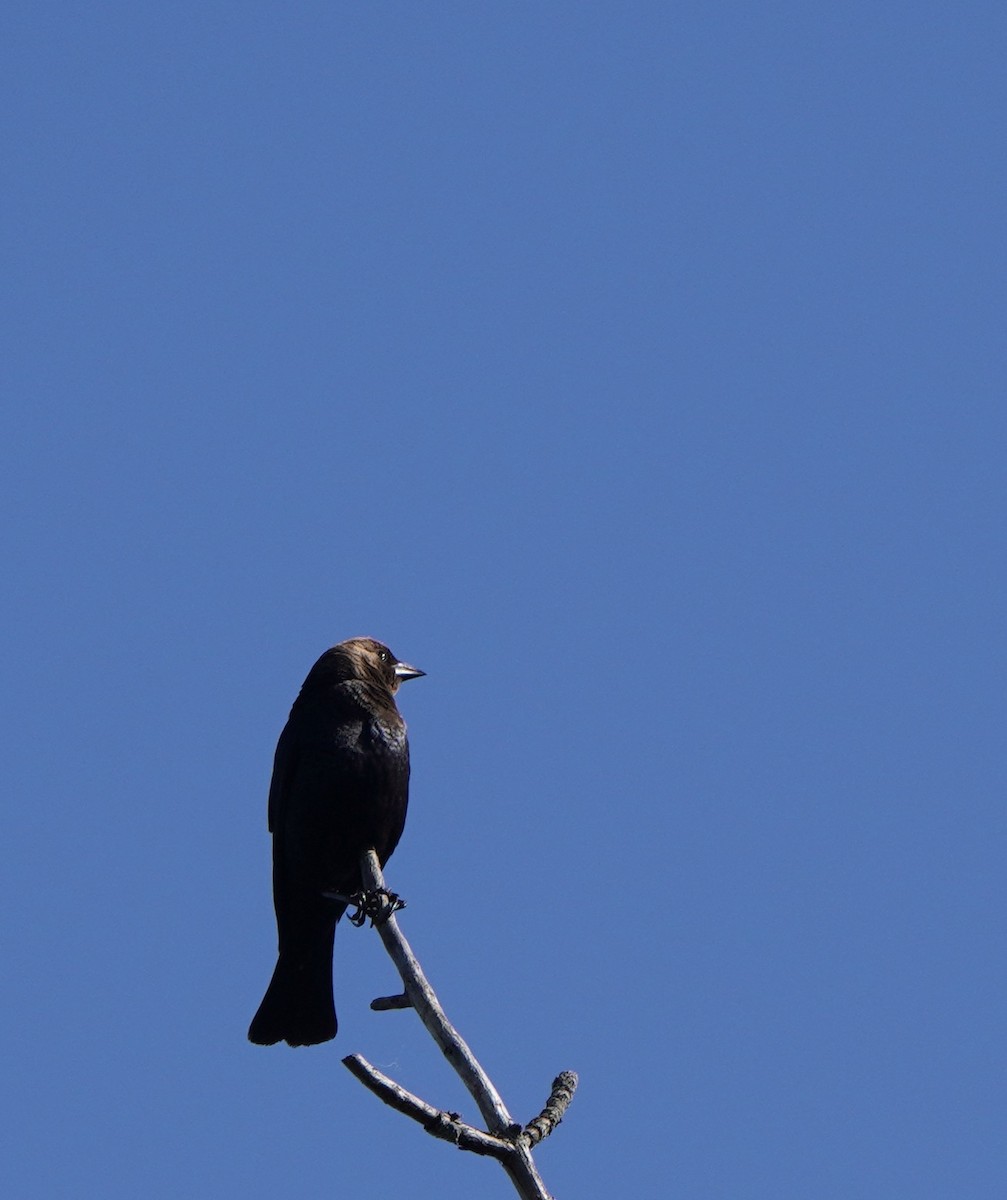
(342, 1054, 513, 1158)
(342, 850, 576, 1200)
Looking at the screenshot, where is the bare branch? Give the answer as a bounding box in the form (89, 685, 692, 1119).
(341, 1054, 513, 1159)
(346, 850, 572, 1200)
(357, 849, 515, 1135)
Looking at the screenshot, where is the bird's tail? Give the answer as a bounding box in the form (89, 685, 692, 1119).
(248, 933, 337, 1047)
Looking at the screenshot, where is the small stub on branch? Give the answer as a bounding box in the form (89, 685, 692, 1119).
(371, 992, 414, 1011)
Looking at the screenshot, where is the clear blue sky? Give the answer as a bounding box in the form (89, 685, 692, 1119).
(3, 4, 1004, 1197)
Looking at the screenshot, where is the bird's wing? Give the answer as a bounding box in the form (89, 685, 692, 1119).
(267, 717, 296, 833)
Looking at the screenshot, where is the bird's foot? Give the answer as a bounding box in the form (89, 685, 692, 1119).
(345, 887, 406, 927)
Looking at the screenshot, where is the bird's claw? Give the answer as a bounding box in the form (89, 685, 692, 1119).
(345, 887, 406, 927)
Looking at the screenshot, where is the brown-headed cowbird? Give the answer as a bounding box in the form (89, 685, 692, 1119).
(248, 637, 424, 1047)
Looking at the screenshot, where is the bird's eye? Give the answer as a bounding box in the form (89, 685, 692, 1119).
(378, 649, 389, 663)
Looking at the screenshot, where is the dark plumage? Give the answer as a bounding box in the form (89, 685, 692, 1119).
(248, 637, 424, 1047)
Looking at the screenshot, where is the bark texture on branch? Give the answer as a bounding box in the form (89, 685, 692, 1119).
(520, 1072, 579, 1148)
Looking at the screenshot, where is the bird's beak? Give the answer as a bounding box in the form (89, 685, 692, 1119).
(394, 661, 425, 682)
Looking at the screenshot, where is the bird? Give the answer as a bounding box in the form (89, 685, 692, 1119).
(248, 637, 424, 1047)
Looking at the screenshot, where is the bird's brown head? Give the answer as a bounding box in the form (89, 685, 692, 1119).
(304, 637, 425, 695)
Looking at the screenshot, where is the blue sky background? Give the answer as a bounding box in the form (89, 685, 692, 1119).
(3, 4, 1004, 1197)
